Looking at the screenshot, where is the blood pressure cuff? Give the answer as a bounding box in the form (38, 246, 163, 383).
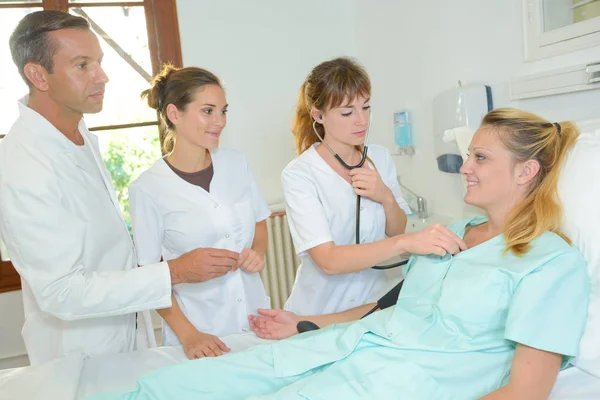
(297, 280, 404, 333)
(377, 280, 403, 310)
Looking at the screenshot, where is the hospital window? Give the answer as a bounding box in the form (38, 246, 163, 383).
(523, 0, 600, 60)
(0, 0, 182, 293)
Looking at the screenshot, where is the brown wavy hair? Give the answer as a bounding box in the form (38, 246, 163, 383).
(292, 57, 371, 155)
(141, 64, 222, 154)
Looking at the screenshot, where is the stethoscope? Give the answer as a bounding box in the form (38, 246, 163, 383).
(312, 112, 407, 270)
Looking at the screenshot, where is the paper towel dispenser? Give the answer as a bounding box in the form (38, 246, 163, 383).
(433, 82, 492, 173)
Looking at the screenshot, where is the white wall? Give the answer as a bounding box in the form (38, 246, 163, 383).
(354, 0, 600, 219)
(176, 0, 357, 205)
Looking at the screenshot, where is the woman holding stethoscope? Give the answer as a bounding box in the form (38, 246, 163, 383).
(278, 57, 466, 316)
(131, 65, 271, 359)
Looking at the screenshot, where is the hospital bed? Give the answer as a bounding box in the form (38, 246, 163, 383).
(0, 333, 269, 400)
(0, 331, 599, 399)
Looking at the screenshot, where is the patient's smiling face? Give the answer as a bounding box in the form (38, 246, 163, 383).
(460, 127, 530, 214)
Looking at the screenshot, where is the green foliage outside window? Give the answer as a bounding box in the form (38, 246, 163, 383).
(101, 127, 161, 233)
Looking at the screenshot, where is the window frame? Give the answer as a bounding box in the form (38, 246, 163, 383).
(0, 0, 182, 293)
(523, 0, 600, 61)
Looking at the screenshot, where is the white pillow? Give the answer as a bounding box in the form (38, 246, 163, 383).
(558, 125, 600, 377)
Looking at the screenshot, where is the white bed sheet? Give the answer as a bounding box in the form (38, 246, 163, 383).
(550, 366, 600, 400)
(0, 353, 83, 400)
(76, 333, 271, 399)
(1, 333, 600, 400)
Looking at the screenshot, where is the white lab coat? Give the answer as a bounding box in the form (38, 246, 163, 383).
(129, 149, 271, 345)
(0, 100, 172, 365)
(282, 143, 411, 315)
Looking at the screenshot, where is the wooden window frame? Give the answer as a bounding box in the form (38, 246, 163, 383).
(0, 0, 182, 293)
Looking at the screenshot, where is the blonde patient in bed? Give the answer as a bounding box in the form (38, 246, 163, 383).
(89, 107, 589, 400)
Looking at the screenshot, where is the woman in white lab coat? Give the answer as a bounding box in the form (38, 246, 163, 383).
(131, 65, 271, 359)
(281, 57, 466, 316)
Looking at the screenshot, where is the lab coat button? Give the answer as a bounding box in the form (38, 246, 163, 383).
(350, 299, 355, 303)
(360, 207, 364, 211)
(225, 234, 230, 238)
(213, 203, 219, 208)
(387, 332, 393, 338)
(237, 298, 242, 303)
(242, 328, 248, 332)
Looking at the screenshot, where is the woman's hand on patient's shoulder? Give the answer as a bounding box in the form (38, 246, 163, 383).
(180, 328, 231, 360)
(347, 167, 392, 204)
(238, 248, 265, 273)
(248, 309, 300, 340)
(397, 224, 467, 257)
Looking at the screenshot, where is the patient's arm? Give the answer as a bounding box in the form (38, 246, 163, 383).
(479, 344, 562, 400)
(248, 303, 376, 340)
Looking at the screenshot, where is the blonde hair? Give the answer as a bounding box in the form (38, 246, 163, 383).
(481, 108, 579, 255)
(141, 64, 222, 154)
(292, 57, 371, 155)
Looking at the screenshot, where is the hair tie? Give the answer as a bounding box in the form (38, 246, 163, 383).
(553, 122, 561, 135)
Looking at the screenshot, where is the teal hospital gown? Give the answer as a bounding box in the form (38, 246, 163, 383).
(88, 216, 590, 400)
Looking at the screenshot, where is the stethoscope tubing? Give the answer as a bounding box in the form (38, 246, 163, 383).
(312, 112, 407, 270)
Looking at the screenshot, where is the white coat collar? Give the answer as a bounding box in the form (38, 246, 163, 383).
(16, 98, 122, 213)
(301, 143, 342, 175)
(16, 96, 98, 154)
(152, 147, 223, 178)
(154, 147, 230, 203)
(302, 143, 377, 176)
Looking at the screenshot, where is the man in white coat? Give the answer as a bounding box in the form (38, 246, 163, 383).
(0, 10, 240, 365)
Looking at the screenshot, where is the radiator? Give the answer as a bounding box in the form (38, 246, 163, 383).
(260, 212, 300, 309)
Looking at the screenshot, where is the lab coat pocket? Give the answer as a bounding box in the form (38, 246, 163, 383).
(231, 199, 256, 250)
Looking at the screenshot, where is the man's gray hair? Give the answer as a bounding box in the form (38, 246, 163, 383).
(9, 10, 90, 87)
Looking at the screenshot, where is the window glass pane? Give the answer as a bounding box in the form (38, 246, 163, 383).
(542, 0, 600, 32)
(70, 5, 156, 128)
(96, 125, 161, 232)
(0, 7, 42, 136)
(574, 0, 600, 23)
(0, 1, 41, 4)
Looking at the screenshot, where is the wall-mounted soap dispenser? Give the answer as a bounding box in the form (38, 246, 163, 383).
(432, 82, 492, 173)
(393, 110, 415, 155)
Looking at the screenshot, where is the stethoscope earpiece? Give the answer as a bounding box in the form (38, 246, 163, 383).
(311, 115, 370, 170)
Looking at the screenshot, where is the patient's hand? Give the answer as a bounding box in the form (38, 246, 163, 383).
(180, 329, 231, 360)
(248, 308, 300, 340)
